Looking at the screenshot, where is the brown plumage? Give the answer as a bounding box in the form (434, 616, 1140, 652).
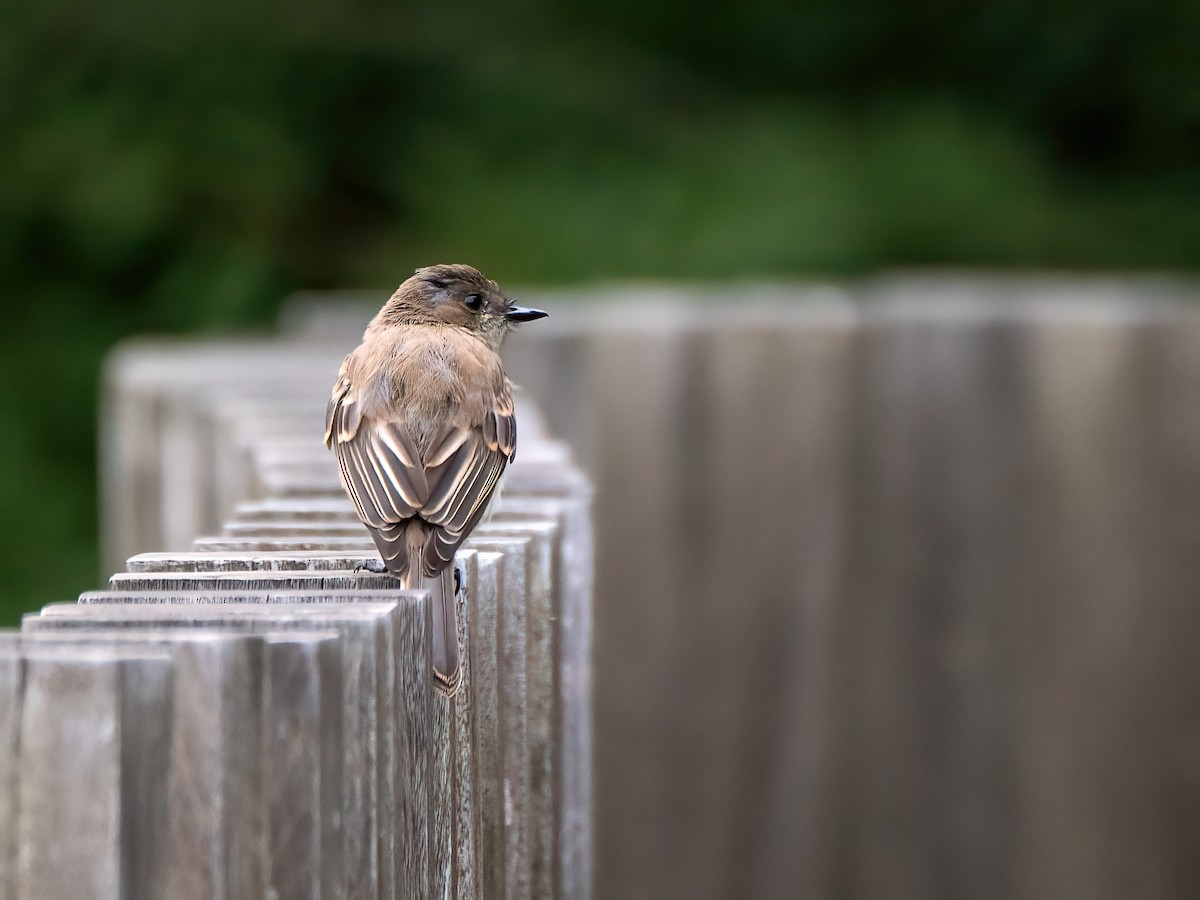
(324, 264, 547, 693)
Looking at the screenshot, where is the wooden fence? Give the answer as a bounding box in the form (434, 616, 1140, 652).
(11, 273, 1200, 900)
(291, 273, 1200, 900)
(4, 336, 593, 899)
(515, 274, 1200, 900)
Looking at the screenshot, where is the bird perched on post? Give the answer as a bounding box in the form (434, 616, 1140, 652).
(324, 264, 547, 694)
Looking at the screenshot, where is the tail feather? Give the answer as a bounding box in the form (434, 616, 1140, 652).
(389, 523, 460, 696)
(428, 566, 460, 695)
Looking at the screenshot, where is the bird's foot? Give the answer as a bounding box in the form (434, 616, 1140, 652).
(354, 558, 388, 575)
(454, 564, 464, 596)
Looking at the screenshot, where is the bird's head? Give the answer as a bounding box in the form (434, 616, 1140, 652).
(375, 263, 547, 350)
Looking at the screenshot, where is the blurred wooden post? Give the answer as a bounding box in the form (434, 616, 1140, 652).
(498, 277, 1200, 900)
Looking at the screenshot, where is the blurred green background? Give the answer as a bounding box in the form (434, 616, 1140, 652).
(1, 0, 1198, 622)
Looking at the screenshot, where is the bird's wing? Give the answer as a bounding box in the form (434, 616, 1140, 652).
(325, 374, 517, 577)
(325, 375, 422, 528)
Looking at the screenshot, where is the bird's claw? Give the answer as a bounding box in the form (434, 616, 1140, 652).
(354, 558, 388, 575)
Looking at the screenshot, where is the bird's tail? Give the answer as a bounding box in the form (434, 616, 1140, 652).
(395, 527, 460, 696)
(426, 565, 460, 695)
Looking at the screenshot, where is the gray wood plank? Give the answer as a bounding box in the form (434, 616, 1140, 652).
(232, 498, 358, 521)
(842, 307, 1025, 900)
(163, 635, 266, 900)
(463, 551, 505, 899)
(475, 520, 561, 899)
(120, 652, 175, 900)
(110, 571, 397, 592)
(552, 491, 595, 900)
(16, 647, 172, 900)
(1013, 305, 1187, 900)
(1147, 308, 1200, 900)
(194, 536, 375, 553)
(224, 521, 368, 538)
(0, 653, 22, 900)
(261, 632, 344, 900)
(585, 317, 699, 900)
(392, 583, 433, 899)
(77, 589, 411, 605)
(451, 550, 484, 900)
(430, 638, 454, 899)
(125, 550, 375, 572)
(465, 536, 532, 900)
(669, 317, 857, 900)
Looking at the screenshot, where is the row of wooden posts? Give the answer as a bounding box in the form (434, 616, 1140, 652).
(9, 273, 1200, 900)
(488, 275, 1200, 900)
(260, 276, 1200, 900)
(4, 336, 593, 899)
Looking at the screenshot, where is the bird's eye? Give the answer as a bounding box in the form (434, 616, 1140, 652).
(463, 294, 483, 311)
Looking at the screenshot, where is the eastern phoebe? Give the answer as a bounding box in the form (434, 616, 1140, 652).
(325, 263, 548, 693)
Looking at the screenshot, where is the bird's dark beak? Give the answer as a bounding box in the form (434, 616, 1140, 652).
(504, 304, 548, 323)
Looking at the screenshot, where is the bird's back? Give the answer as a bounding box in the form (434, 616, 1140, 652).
(327, 323, 517, 583)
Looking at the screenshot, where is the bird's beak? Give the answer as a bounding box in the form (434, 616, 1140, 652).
(504, 304, 548, 323)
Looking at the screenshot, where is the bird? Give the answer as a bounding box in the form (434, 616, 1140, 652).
(324, 263, 547, 694)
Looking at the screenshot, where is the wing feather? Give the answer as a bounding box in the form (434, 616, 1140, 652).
(440, 445, 503, 533)
(499, 412, 515, 459)
(425, 458, 504, 571)
(345, 440, 392, 526)
(335, 443, 377, 525)
(340, 399, 362, 443)
(371, 425, 428, 508)
(423, 439, 478, 515)
(328, 369, 517, 578)
(426, 425, 471, 468)
(483, 411, 499, 451)
(324, 378, 352, 447)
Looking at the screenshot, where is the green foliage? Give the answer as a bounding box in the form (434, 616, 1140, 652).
(0, 0, 1198, 622)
